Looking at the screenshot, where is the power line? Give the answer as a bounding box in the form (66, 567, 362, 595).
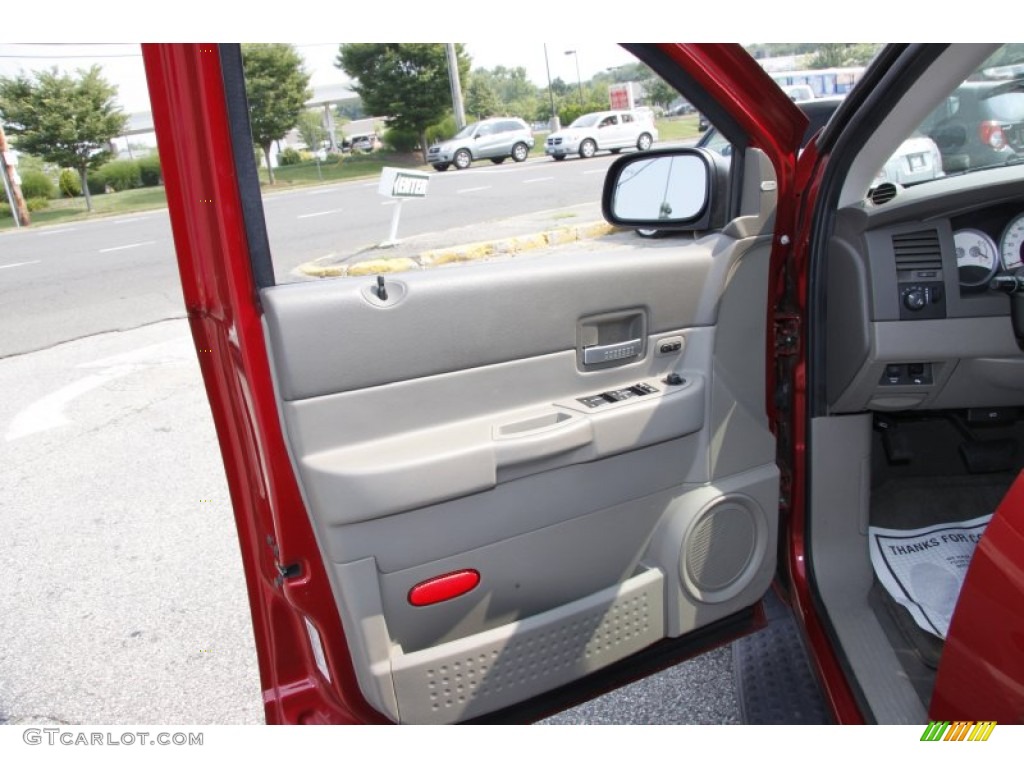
(0, 53, 142, 59)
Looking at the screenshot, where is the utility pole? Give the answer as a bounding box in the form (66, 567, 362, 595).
(544, 45, 560, 132)
(0, 123, 30, 227)
(446, 43, 466, 131)
(565, 49, 583, 106)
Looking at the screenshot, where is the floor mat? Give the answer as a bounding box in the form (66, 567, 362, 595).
(871, 474, 1013, 529)
(869, 513, 991, 639)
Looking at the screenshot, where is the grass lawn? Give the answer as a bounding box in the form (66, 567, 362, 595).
(257, 152, 426, 186)
(0, 186, 170, 231)
(1, 155, 425, 231)
(656, 115, 702, 142)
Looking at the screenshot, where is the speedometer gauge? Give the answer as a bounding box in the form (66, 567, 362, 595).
(1000, 213, 1024, 271)
(953, 228, 1000, 288)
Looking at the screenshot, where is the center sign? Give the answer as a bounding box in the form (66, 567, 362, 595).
(378, 167, 430, 199)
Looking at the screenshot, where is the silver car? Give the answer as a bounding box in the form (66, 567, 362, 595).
(427, 117, 534, 171)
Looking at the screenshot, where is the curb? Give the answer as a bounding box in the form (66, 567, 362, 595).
(298, 220, 621, 278)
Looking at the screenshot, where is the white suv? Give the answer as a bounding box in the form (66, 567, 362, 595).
(545, 109, 658, 160)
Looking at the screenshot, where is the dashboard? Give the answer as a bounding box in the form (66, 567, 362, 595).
(825, 166, 1024, 413)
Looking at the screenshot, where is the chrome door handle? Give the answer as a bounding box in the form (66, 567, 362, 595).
(583, 338, 642, 365)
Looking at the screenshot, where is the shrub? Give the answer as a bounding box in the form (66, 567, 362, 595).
(382, 126, 418, 153)
(86, 170, 106, 195)
(100, 159, 142, 191)
(59, 169, 82, 197)
(26, 197, 50, 212)
(138, 154, 162, 187)
(278, 147, 302, 166)
(559, 102, 609, 127)
(0, 202, 10, 218)
(19, 170, 55, 200)
(426, 115, 458, 146)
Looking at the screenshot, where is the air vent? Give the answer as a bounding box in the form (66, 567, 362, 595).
(869, 183, 898, 205)
(892, 229, 942, 271)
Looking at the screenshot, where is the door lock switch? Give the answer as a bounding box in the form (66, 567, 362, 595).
(657, 336, 684, 355)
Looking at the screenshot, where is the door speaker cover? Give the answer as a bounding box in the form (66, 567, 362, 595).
(681, 495, 766, 603)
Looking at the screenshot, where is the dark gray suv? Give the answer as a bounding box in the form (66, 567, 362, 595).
(427, 117, 534, 171)
(920, 78, 1024, 172)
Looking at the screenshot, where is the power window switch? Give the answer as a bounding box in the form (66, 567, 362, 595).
(657, 336, 684, 355)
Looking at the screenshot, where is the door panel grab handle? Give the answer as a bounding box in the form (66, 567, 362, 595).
(583, 338, 642, 365)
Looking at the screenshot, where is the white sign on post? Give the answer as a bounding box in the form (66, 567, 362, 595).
(378, 166, 429, 199)
(378, 167, 430, 246)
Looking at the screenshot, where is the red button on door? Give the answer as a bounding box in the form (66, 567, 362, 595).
(407, 569, 481, 606)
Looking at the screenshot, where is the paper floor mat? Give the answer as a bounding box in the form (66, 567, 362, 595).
(868, 514, 991, 639)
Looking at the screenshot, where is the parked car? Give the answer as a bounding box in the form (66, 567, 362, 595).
(666, 102, 695, 116)
(781, 84, 816, 101)
(426, 117, 534, 171)
(919, 79, 1024, 173)
(146, 43, 1024, 728)
(349, 133, 380, 153)
(544, 110, 658, 160)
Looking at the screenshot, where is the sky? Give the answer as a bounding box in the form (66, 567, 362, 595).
(0, 43, 638, 115)
(0, 3, 962, 116)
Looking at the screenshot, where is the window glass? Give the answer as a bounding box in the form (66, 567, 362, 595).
(236, 42, 752, 284)
(901, 44, 1024, 183)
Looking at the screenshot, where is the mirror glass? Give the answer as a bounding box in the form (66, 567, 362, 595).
(610, 155, 708, 222)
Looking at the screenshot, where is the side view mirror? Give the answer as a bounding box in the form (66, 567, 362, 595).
(601, 148, 726, 232)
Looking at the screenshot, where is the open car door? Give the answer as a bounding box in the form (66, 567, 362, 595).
(141, 43, 807, 724)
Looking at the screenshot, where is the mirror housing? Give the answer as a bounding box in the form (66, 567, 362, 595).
(601, 148, 728, 232)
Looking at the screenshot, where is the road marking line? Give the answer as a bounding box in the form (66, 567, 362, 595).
(0, 261, 41, 270)
(297, 209, 343, 219)
(381, 200, 398, 206)
(98, 240, 157, 253)
(359, 182, 378, 188)
(36, 228, 78, 237)
(305, 188, 337, 196)
(583, 169, 606, 175)
(6, 337, 193, 442)
(523, 177, 554, 184)
(456, 186, 491, 194)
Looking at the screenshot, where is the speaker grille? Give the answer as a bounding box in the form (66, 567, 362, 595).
(684, 500, 759, 599)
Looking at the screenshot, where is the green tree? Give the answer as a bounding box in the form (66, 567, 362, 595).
(241, 44, 311, 184)
(465, 77, 499, 120)
(0, 65, 127, 212)
(644, 77, 677, 109)
(297, 109, 327, 151)
(806, 44, 880, 69)
(337, 44, 471, 162)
